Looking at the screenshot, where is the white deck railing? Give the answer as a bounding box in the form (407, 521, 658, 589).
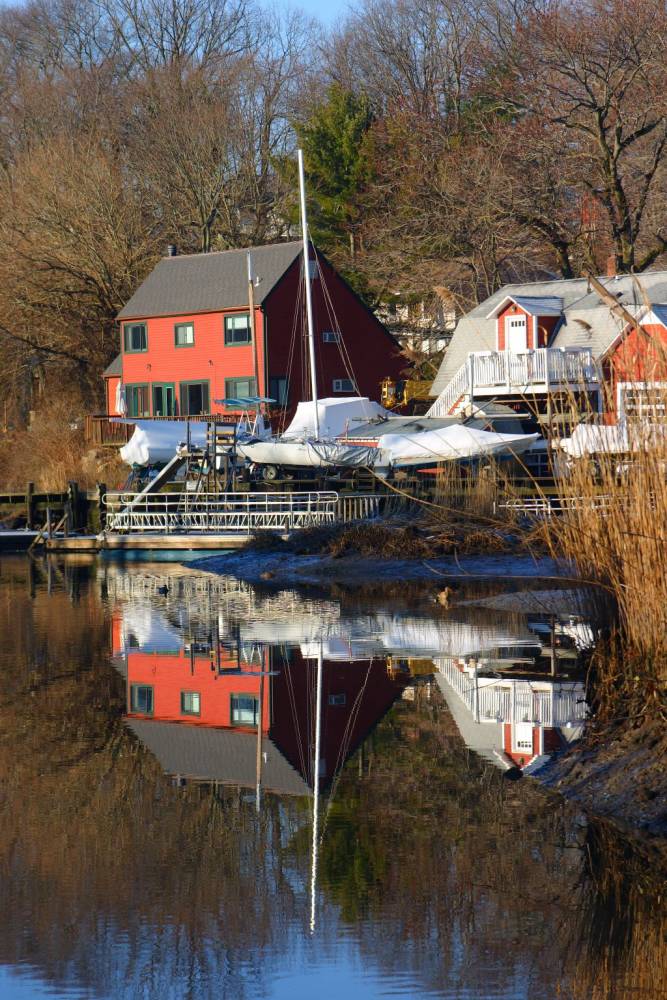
(104, 490, 339, 534)
(428, 348, 599, 417)
(437, 658, 586, 727)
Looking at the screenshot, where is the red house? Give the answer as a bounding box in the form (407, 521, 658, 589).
(104, 241, 402, 421)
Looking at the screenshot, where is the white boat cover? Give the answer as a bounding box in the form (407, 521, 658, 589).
(557, 420, 667, 458)
(120, 420, 208, 466)
(282, 397, 391, 440)
(238, 438, 378, 468)
(376, 425, 540, 467)
(556, 423, 632, 458)
(239, 424, 538, 469)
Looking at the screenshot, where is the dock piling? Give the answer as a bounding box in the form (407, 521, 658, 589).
(26, 482, 35, 529)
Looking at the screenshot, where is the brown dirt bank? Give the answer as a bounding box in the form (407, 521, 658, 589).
(539, 717, 667, 836)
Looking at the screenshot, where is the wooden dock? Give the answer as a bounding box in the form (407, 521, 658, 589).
(44, 533, 252, 553)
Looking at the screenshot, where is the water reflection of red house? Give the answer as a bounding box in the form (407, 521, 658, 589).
(435, 657, 586, 773)
(123, 650, 271, 733)
(115, 629, 404, 789)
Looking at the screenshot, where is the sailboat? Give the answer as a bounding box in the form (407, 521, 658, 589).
(237, 149, 391, 476)
(237, 149, 538, 477)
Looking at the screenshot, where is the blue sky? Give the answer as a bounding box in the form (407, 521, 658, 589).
(285, 0, 358, 26)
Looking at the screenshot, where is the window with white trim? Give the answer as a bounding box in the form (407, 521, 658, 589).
(332, 378, 355, 393)
(618, 382, 667, 423)
(322, 330, 341, 343)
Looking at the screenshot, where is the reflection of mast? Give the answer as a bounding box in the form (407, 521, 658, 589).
(255, 666, 265, 813)
(309, 642, 323, 934)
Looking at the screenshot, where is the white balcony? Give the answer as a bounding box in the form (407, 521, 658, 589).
(428, 348, 600, 417)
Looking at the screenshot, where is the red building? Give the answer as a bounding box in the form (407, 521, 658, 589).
(104, 241, 402, 420)
(602, 306, 667, 422)
(429, 270, 667, 424)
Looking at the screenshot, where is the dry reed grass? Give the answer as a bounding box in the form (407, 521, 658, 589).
(0, 393, 125, 490)
(538, 394, 667, 722)
(433, 458, 517, 522)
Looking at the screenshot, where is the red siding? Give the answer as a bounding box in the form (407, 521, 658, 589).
(604, 322, 667, 420)
(536, 315, 558, 347)
(497, 303, 532, 351)
(264, 256, 403, 410)
(542, 727, 562, 753)
(121, 307, 266, 415)
(496, 303, 557, 351)
(106, 375, 121, 416)
(503, 721, 539, 767)
(270, 650, 403, 786)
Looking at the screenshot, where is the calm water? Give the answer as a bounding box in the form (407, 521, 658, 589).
(0, 555, 663, 1000)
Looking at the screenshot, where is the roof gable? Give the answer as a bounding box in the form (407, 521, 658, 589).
(643, 304, 667, 329)
(117, 241, 304, 321)
(486, 295, 563, 319)
(600, 302, 667, 357)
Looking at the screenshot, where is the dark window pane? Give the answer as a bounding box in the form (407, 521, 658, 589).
(268, 377, 288, 406)
(224, 314, 251, 345)
(130, 684, 153, 714)
(127, 385, 150, 417)
(124, 323, 147, 352)
(179, 382, 209, 415)
(152, 385, 175, 417)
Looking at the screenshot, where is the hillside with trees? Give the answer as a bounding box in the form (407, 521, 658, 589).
(0, 0, 666, 425)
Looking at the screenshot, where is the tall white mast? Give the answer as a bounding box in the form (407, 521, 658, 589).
(297, 148, 320, 440)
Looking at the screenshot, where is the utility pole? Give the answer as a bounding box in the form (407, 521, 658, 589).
(248, 251, 260, 393)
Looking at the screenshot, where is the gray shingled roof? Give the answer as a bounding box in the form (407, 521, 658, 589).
(126, 719, 312, 797)
(431, 271, 667, 396)
(103, 353, 122, 377)
(117, 241, 304, 320)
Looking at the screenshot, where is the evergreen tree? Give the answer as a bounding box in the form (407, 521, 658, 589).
(289, 85, 375, 296)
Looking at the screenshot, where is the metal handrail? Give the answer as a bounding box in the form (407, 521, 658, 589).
(104, 490, 340, 534)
